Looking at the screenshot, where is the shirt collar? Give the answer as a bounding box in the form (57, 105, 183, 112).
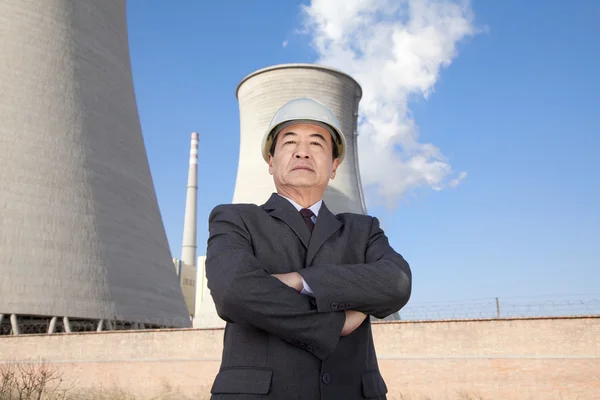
(277, 193, 322, 217)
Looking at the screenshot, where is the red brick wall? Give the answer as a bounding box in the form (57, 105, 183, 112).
(1, 316, 598, 399)
(372, 317, 600, 399)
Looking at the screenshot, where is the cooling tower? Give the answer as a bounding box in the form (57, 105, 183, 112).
(233, 64, 367, 214)
(0, 0, 190, 332)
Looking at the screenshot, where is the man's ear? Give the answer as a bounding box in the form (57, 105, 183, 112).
(268, 154, 274, 176)
(330, 158, 341, 179)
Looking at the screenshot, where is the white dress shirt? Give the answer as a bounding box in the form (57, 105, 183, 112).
(277, 194, 320, 297)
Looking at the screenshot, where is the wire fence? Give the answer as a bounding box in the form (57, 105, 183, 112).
(397, 295, 600, 321)
(2, 295, 599, 335)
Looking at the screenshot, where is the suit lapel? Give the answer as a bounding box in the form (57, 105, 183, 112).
(305, 202, 343, 268)
(262, 193, 311, 248)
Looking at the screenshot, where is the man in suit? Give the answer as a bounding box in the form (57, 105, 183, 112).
(205, 97, 412, 399)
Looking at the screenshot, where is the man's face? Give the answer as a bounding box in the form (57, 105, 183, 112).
(268, 123, 340, 191)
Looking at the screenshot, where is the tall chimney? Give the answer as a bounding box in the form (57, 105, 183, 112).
(181, 132, 199, 266)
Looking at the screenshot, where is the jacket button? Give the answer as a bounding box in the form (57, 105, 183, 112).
(322, 373, 331, 384)
(307, 345, 314, 352)
(330, 302, 338, 310)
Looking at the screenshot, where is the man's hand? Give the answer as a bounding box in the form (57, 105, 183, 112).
(341, 310, 367, 336)
(271, 272, 303, 293)
(272, 273, 366, 336)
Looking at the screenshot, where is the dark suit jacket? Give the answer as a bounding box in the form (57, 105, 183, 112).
(205, 193, 412, 400)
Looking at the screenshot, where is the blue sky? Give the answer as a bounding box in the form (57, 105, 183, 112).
(126, 0, 599, 310)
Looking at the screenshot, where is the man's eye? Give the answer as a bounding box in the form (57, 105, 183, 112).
(311, 142, 322, 146)
(285, 141, 296, 145)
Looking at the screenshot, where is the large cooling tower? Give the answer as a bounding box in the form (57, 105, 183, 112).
(233, 64, 367, 214)
(0, 0, 190, 331)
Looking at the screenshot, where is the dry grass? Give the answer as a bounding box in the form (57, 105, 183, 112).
(2, 361, 490, 400)
(74, 389, 485, 400)
(0, 360, 75, 400)
(0, 360, 212, 400)
(69, 386, 211, 400)
(395, 391, 486, 400)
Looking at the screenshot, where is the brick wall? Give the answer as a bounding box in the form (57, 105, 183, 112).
(1, 316, 598, 399)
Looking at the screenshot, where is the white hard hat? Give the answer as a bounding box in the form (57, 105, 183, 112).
(261, 97, 347, 164)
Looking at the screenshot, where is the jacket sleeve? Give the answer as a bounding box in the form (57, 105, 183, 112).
(205, 204, 346, 360)
(298, 216, 412, 319)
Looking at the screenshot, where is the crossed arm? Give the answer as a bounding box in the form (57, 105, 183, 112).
(295, 216, 412, 319)
(205, 205, 411, 359)
(206, 205, 347, 360)
(271, 273, 371, 333)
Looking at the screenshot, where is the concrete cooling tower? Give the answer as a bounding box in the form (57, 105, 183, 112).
(0, 0, 190, 334)
(233, 64, 367, 215)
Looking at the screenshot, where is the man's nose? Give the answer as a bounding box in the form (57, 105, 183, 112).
(294, 151, 310, 159)
(294, 143, 311, 159)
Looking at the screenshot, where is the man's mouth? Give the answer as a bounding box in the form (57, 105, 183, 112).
(292, 165, 314, 171)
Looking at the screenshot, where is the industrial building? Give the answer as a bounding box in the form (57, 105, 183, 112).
(0, 0, 190, 335)
(173, 258, 197, 317)
(192, 63, 399, 328)
(193, 256, 225, 328)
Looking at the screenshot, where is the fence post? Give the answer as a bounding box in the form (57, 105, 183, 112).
(496, 297, 501, 318)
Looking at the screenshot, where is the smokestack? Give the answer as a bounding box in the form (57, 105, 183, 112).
(181, 132, 199, 266)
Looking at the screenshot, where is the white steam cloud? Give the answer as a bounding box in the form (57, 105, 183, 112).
(300, 0, 478, 206)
